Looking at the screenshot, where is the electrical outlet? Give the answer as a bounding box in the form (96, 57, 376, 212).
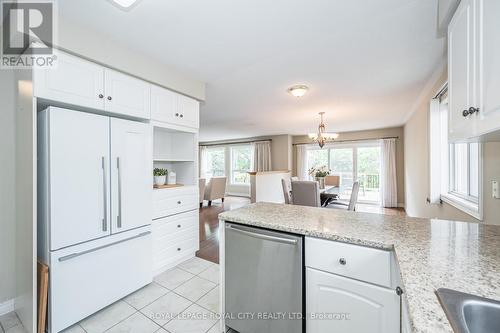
(493, 180, 499, 199)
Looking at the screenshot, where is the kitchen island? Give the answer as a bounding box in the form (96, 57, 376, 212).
(218, 202, 500, 332)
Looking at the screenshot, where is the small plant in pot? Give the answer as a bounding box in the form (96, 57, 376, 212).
(308, 165, 331, 189)
(153, 168, 168, 186)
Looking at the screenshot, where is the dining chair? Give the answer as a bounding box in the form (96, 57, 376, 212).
(199, 178, 206, 208)
(325, 175, 340, 186)
(291, 181, 321, 207)
(281, 178, 292, 204)
(328, 181, 360, 211)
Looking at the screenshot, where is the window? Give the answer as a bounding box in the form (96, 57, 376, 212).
(230, 145, 253, 184)
(429, 85, 482, 219)
(206, 147, 225, 179)
(306, 143, 381, 203)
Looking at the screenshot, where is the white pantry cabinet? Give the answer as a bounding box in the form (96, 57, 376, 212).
(110, 118, 152, 233)
(104, 69, 151, 119)
(448, 0, 500, 141)
(151, 85, 199, 129)
(34, 51, 105, 111)
(38, 108, 111, 250)
(306, 267, 400, 333)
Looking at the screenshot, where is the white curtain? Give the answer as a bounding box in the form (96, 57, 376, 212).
(199, 145, 208, 178)
(253, 141, 272, 172)
(380, 138, 398, 208)
(296, 144, 308, 180)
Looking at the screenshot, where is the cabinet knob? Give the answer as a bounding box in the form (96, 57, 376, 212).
(339, 258, 347, 265)
(177, 248, 181, 251)
(175, 113, 179, 117)
(180, 114, 184, 118)
(462, 109, 470, 117)
(177, 201, 181, 204)
(98, 94, 104, 99)
(177, 224, 181, 228)
(469, 107, 480, 115)
(107, 96, 112, 101)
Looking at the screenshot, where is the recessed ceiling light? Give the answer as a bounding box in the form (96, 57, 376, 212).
(287, 85, 309, 98)
(110, 0, 140, 10)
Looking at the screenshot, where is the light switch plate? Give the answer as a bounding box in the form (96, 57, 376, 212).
(493, 180, 499, 199)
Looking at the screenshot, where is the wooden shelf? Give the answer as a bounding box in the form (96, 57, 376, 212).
(153, 184, 184, 189)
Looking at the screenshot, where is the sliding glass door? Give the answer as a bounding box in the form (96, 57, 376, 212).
(306, 142, 381, 204)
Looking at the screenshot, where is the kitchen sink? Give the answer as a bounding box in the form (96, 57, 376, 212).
(436, 288, 500, 333)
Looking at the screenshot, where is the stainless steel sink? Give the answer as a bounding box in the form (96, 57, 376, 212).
(436, 288, 500, 333)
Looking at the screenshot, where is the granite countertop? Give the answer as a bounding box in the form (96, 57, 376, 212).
(219, 202, 500, 333)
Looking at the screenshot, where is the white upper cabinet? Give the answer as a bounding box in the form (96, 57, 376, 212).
(448, 0, 478, 141)
(110, 118, 152, 233)
(448, 0, 500, 141)
(40, 108, 111, 250)
(151, 85, 199, 129)
(104, 69, 151, 119)
(476, 0, 500, 135)
(34, 52, 105, 110)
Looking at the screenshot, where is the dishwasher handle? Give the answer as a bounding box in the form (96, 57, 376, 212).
(226, 224, 298, 245)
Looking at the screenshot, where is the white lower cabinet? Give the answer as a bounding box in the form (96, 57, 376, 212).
(306, 267, 400, 333)
(49, 226, 152, 333)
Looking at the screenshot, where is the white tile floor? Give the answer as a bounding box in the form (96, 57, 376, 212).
(61, 257, 229, 333)
(0, 312, 27, 333)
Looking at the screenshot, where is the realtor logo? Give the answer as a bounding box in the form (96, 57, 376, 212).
(1, 0, 57, 69)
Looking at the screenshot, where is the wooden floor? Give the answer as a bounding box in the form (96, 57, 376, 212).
(195, 197, 406, 264)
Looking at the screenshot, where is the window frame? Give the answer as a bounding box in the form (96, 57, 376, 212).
(229, 144, 253, 185)
(205, 146, 226, 179)
(429, 83, 483, 220)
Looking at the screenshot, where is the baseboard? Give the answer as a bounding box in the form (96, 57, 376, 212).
(398, 203, 406, 208)
(153, 252, 196, 276)
(0, 299, 15, 315)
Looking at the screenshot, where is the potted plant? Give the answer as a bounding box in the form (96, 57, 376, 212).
(308, 165, 331, 189)
(153, 168, 167, 186)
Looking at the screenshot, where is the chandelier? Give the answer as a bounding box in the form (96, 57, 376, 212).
(308, 112, 339, 148)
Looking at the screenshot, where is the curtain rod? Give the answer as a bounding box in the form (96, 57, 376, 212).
(200, 139, 272, 147)
(292, 136, 399, 146)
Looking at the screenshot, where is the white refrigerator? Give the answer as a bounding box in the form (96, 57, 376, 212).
(38, 106, 152, 332)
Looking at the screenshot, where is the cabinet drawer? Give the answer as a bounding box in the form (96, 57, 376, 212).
(153, 237, 198, 273)
(305, 237, 392, 287)
(49, 227, 152, 333)
(152, 210, 198, 249)
(153, 187, 198, 219)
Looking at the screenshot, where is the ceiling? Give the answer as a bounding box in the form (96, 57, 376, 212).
(59, 0, 446, 141)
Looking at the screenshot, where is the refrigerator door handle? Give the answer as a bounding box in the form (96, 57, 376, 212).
(101, 156, 108, 232)
(226, 224, 298, 245)
(117, 156, 122, 228)
(58, 231, 151, 262)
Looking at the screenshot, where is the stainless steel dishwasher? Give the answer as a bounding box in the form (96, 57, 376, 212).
(225, 222, 303, 333)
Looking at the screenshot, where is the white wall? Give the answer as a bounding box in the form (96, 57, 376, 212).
(404, 69, 500, 224)
(0, 70, 16, 306)
(57, 18, 205, 101)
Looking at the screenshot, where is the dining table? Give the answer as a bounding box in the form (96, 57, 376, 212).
(320, 185, 340, 207)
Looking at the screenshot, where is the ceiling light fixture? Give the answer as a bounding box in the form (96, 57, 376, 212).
(287, 85, 309, 98)
(110, 0, 140, 10)
(308, 112, 339, 148)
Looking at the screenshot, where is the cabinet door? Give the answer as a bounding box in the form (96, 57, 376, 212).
(111, 118, 152, 233)
(33, 52, 105, 110)
(151, 85, 177, 124)
(104, 69, 151, 119)
(306, 267, 399, 333)
(477, 0, 500, 134)
(448, 0, 477, 141)
(177, 94, 200, 128)
(46, 108, 110, 250)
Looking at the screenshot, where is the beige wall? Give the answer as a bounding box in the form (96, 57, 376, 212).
(404, 70, 500, 224)
(0, 70, 16, 304)
(292, 127, 406, 206)
(57, 18, 205, 101)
